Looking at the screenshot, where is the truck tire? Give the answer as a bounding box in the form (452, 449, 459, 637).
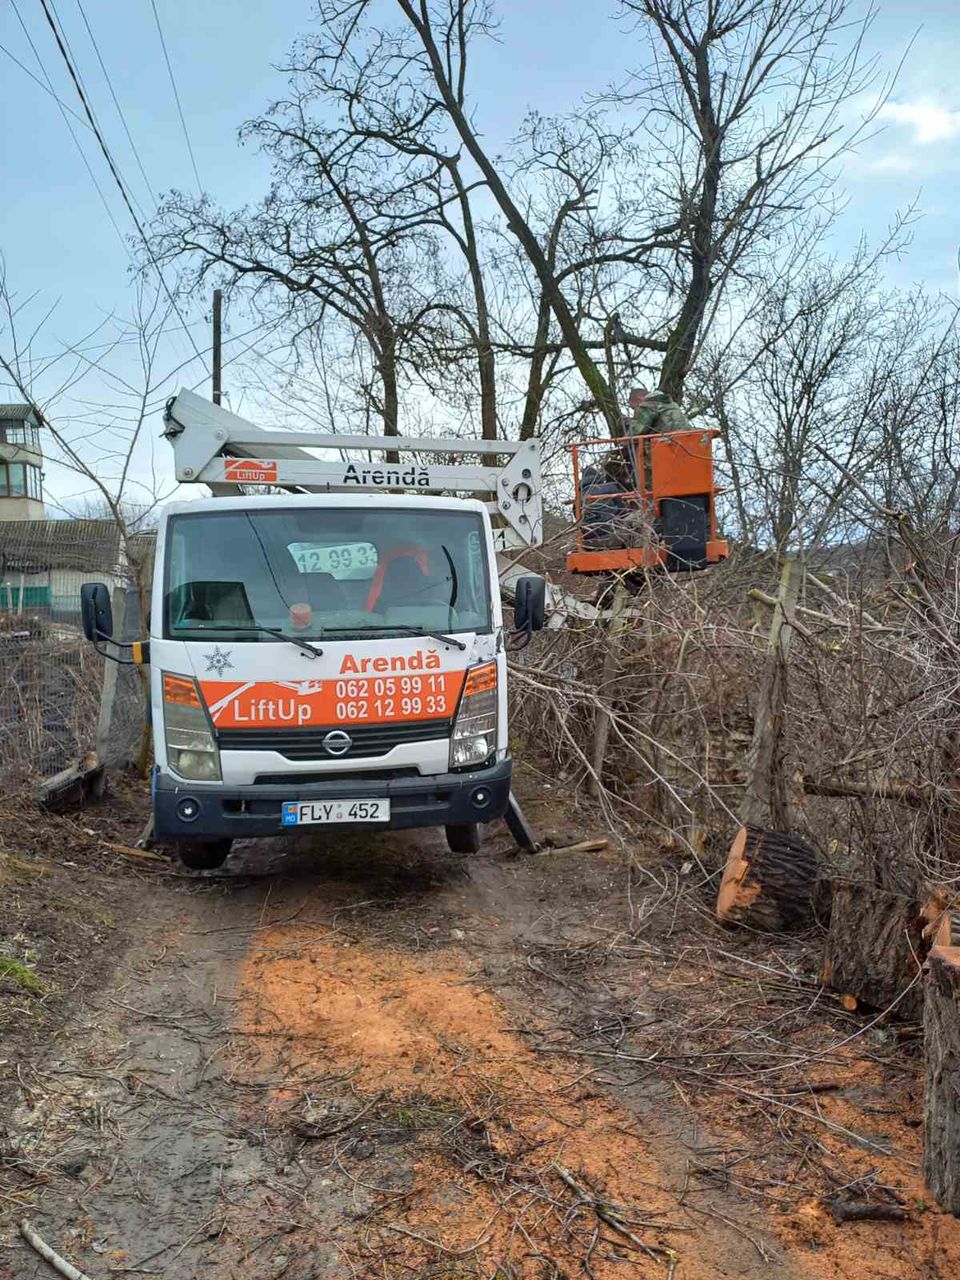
(445, 823, 481, 856)
(176, 839, 232, 871)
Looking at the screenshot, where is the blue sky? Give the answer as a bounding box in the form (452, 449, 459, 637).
(1, 0, 959, 508)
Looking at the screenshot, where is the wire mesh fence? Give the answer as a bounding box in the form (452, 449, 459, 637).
(0, 519, 151, 793)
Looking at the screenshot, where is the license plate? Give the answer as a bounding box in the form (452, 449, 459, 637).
(281, 798, 390, 826)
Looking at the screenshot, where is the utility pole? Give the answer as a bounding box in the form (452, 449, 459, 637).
(212, 288, 222, 405)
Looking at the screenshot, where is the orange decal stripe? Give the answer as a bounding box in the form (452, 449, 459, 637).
(223, 458, 278, 483)
(198, 671, 466, 729)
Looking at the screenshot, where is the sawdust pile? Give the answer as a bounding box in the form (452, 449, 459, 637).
(237, 928, 703, 1278)
(236, 924, 960, 1280)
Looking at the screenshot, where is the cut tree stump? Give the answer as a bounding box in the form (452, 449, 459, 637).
(820, 881, 946, 1021)
(716, 825, 818, 932)
(924, 946, 960, 1215)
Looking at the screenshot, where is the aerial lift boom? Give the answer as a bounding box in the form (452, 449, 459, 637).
(163, 390, 543, 553)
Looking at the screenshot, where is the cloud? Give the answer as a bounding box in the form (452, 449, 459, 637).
(865, 150, 918, 174)
(878, 98, 960, 145)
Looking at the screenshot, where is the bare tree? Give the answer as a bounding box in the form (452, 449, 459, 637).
(867, 335, 960, 538)
(709, 265, 960, 558)
(151, 102, 444, 439)
(327, 0, 632, 435)
(287, 18, 502, 439)
(618, 0, 884, 400)
(145, 0, 889, 452)
(0, 272, 176, 552)
(492, 114, 669, 441)
(0, 276, 191, 776)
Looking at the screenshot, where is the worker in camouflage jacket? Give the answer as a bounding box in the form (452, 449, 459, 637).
(581, 385, 694, 548)
(626, 387, 692, 436)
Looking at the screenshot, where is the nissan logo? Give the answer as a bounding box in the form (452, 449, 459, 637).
(322, 730, 352, 757)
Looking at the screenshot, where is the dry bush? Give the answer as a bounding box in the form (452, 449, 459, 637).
(509, 554, 774, 858)
(0, 593, 146, 793)
(0, 617, 103, 789)
(510, 541, 960, 899)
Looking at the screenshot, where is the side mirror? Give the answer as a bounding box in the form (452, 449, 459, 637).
(514, 575, 546, 633)
(80, 582, 113, 642)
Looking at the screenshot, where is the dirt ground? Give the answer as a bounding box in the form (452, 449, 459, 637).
(1, 770, 958, 1279)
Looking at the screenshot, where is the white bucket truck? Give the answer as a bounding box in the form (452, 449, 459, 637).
(81, 391, 546, 868)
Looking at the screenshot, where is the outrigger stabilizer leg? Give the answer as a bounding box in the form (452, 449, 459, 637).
(503, 791, 539, 854)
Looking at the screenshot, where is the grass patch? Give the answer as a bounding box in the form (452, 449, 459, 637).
(0, 850, 48, 879)
(0, 956, 47, 995)
(390, 1101, 461, 1131)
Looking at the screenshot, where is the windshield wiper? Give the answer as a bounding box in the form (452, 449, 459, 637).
(318, 623, 467, 652)
(179, 622, 323, 659)
(229, 624, 324, 658)
(359, 624, 467, 652)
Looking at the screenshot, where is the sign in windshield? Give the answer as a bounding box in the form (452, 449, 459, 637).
(163, 508, 491, 640)
(289, 541, 378, 579)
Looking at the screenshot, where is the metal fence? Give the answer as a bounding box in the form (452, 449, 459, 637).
(0, 520, 151, 793)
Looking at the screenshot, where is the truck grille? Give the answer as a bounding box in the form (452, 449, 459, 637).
(251, 768, 420, 786)
(217, 719, 452, 761)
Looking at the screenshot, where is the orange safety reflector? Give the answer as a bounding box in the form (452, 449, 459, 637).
(463, 661, 497, 697)
(163, 672, 201, 707)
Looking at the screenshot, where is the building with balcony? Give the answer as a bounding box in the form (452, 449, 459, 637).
(0, 404, 44, 521)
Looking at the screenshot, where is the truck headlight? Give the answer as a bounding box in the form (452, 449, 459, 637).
(450, 662, 498, 770)
(163, 672, 221, 782)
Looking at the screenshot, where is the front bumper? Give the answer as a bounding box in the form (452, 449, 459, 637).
(153, 757, 512, 842)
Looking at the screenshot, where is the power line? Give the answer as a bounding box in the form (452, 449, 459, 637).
(35, 0, 208, 369)
(148, 0, 203, 194)
(73, 0, 158, 207)
(48, 0, 94, 104)
(47, 0, 148, 222)
(10, 0, 128, 251)
(0, 36, 92, 133)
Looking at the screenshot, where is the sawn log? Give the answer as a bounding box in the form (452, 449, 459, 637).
(924, 946, 960, 1215)
(717, 825, 818, 932)
(821, 882, 953, 1021)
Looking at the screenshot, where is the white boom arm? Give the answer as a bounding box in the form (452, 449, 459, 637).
(163, 389, 542, 550)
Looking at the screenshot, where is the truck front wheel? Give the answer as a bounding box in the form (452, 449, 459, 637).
(176, 839, 233, 871)
(445, 823, 480, 856)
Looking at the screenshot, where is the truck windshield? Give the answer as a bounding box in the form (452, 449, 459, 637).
(163, 508, 492, 642)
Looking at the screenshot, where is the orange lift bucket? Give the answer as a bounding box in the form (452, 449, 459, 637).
(566, 430, 728, 575)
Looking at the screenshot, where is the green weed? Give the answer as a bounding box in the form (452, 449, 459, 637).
(0, 956, 47, 995)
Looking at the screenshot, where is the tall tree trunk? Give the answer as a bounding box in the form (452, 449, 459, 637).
(448, 159, 497, 443)
(740, 556, 801, 830)
(659, 46, 721, 402)
(380, 350, 398, 438)
(924, 946, 960, 1212)
(714, 395, 750, 542)
(519, 296, 552, 440)
(519, 197, 577, 439)
(378, 337, 399, 437)
(365, 315, 400, 462)
(399, 1, 622, 436)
